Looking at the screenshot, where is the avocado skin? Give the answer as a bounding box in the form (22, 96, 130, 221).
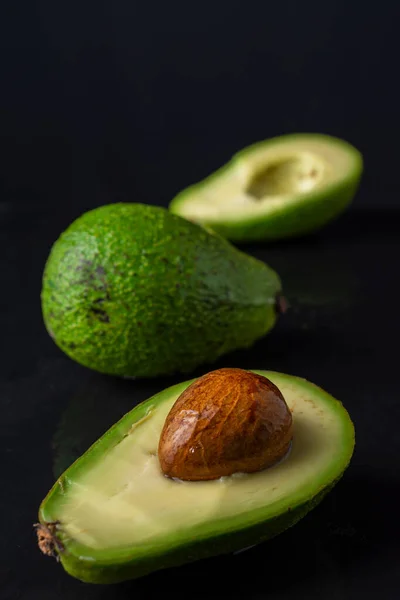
(170, 134, 363, 242)
(38, 372, 354, 584)
(41, 204, 281, 377)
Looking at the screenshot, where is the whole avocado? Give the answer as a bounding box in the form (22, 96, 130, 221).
(41, 203, 282, 377)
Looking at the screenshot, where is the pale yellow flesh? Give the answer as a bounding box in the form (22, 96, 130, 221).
(177, 137, 356, 222)
(57, 375, 344, 550)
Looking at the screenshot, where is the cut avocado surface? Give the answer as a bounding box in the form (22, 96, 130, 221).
(41, 203, 282, 378)
(38, 371, 354, 584)
(170, 134, 363, 242)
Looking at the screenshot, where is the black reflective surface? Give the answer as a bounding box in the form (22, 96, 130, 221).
(2, 205, 400, 599)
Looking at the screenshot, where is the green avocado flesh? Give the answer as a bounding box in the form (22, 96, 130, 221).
(169, 134, 363, 242)
(41, 203, 281, 377)
(38, 371, 355, 584)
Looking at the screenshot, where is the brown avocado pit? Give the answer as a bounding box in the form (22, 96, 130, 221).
(158, 368, 293, 481)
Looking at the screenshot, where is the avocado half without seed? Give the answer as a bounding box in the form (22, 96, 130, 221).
(36, 369, 355, 584)
(169, 134, 363, 242)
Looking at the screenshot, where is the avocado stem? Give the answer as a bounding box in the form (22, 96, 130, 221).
(34, 522, 64, 560)
(275, 295, 288, 315)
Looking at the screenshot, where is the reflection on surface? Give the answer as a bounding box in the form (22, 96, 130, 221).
(51, 374, 183, 479)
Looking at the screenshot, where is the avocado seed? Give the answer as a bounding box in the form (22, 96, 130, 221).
(158, 368, 293, 481)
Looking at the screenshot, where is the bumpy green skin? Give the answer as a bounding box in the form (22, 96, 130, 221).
(169, 134, 363, 242)
(38, 371, 355, 584)
(41, 204, 281, 377)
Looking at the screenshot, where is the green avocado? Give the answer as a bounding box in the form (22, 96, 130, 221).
(37, 370, 354, 584)
(169, 134, 363, 242)
(41, 203, 282, 378)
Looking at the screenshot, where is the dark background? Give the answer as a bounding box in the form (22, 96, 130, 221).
(1, 2, 400, 599)
(1, 0, 399, 214)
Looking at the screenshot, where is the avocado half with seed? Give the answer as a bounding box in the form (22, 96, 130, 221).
(36, 370, 355, 584)
(170, 134, 363, 242)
